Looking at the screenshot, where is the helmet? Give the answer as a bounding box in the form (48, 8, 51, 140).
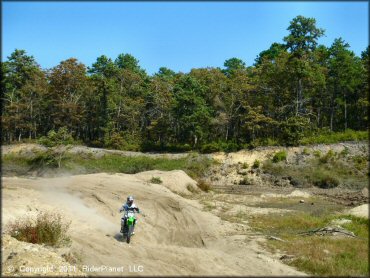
(127, 195, 134, 206)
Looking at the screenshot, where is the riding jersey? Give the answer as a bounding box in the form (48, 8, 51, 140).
(120, 202, 140, 214)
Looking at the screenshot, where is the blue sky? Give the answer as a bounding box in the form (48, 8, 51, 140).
(3, 1, 369, 74)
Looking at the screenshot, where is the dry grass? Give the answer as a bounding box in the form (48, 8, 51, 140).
(186, 183, 198, 193)
(249, 212, 369, 276)
(197, 180, 211, 192)
(213, 193, 368, 276)
(6, 211, 71, 247)
(61, 251, 82, 264)
(150, 176, 163, 184)
(200, 200, 216, 211)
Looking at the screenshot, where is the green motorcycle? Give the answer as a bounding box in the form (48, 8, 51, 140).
(122, 211, 136, 244)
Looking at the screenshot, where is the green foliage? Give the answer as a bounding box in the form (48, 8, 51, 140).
(150, 176, 163, 184)
(140, 142, 192, 153)
(284, 15, 325, 53)
(27, 150, 60, 169)
(246, 137, 279, 149)
(312, 174, 340, 189)
(263, 150, 367, 190)
(220, 142, 240, 153)
(7, 211, 71, 247)
(280, 116, 310, 146)
(2, 15, 368, 150)
(300, 130, 368, 145)
(103, 132, 141, 151)
(255, 42, 286, 65)
(4, 149, 214, 181)
(252, 159, 261, 169)
(115, 53, 146, 75)
(200, 142, 240, 153)
(223, 57, 246, 76)
(272, 150, 287, 163)
(302, 148, 310, 155)
(183, 153, 215, 179)
(249, 211, 369, 276)
(38, 127, 74, 147)
(340, 147, 349, 157)
(352, 155, 367, 171)
(69, 152, 214, 180)
(319, 149, 336, 164)
(103, 132, 125, 150)
(200, 142, 222, 153)
(242, 162, 248, 169)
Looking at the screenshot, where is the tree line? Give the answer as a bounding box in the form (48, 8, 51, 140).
(1, 16, 368, 152)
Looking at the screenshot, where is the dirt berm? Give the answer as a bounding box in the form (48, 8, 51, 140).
(2, 172, 305, 276)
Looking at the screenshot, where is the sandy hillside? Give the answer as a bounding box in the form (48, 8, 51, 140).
(2, 172, 305, 276)
(347, 204, 369, 218)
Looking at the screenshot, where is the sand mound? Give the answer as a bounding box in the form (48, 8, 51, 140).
(261, 190, 311, 199)
(2, 143, 47, 156)
(1, 235, 86, 276)
(225, 204, 292, 216)
(135, 170, 198, 195)
(2, 173, 305, 276)
(347, 204, 369, 219)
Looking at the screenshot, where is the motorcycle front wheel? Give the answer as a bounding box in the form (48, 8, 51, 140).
(126, 225, 134, 244)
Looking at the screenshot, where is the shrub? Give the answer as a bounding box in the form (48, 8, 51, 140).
(252, 159, 260, 169)
(104, 132, 141, 151)
(150, 176, 163, 184)
(300, 129, 368, 145)
(166, 143, 192, 152)
(200, 142, 222, 153)
(266, 138, 280, 146)
(200, 141, 240, 153)
(141, 142, 192, 153)
(197, 180, 211, 192)
(239, 177, 251, 185)
(186, 183, 197, 193)
(319, 149, 335, 164)
(313, 175, 340, 189)
(313, 150, 322, 158)
(279, 116, 310, 146)
(352, 155, 367, 170)
(38, 127, 74, 147)
(242, 162, 248, 169)
(250, 138, 279, 147)
(6, 211, 71, 247)
(184, 154, 214, 179)
(340, 147, 350, 157)
(220, 142, 240, 153)
(27, 150, 61, 169)
(89, 140, 104, 148)
(302, 148, 310, 155)
(272, 150, 287, 163)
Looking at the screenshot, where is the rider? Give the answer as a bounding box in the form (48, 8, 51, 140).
(119, 195, 140, 234)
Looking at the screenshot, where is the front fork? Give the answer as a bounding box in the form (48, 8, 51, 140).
(121, 218, 136, 233)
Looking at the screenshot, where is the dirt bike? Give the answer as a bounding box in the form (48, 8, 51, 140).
(122, 211, 136, 244)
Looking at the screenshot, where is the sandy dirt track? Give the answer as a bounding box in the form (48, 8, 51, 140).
(2, 172, 306, 276)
